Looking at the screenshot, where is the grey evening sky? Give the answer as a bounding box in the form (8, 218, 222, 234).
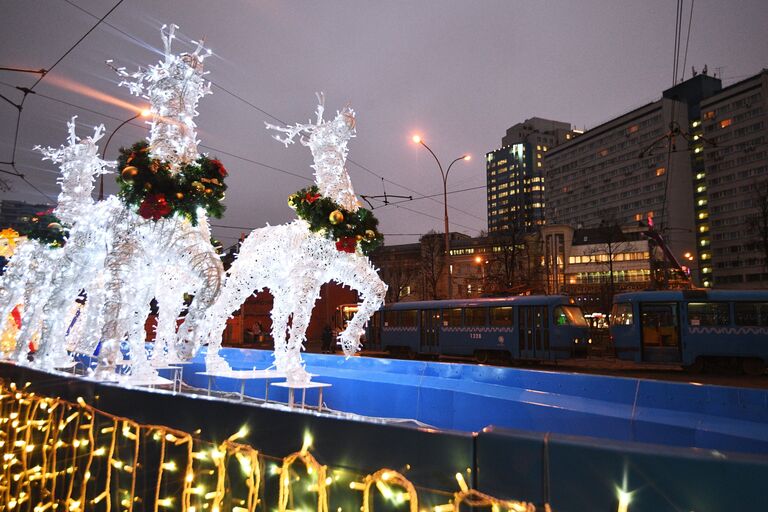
(1, 0, 766, 246)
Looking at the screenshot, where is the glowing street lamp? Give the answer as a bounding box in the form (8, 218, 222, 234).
(99, 109, 150, 200)
(411, 133, 470, 298)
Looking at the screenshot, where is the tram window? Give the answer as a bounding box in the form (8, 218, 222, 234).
(687, 302, 730, 326)
(610, 303, 633, 326)
(465, 307, 487, 327)
(442, 308, 462, 327)
(400, 310, 418, 327)
(383, 310, 397, 327)
(734, 302, 768, 326)
(553, 306, 589, 326)
(490, 306, 513, 326)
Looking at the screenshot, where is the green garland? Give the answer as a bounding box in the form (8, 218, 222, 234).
(116, 141, 227, 225)
(17, 211, 68, 248)
(288, 185, 383, 256)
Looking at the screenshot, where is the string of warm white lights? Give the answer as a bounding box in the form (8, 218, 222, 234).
(0, 381, 540, 512)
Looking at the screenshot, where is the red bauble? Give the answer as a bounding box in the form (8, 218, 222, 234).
(138, 194, 172, 220)
(335, 236, 357, 253)
(211, 159, 228, 177)
(305, 191, 321, 203)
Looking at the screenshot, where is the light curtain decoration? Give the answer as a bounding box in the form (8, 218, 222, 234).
(0, 381, 539, 512)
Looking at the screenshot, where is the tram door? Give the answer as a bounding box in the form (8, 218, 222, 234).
(518, 306, 550, 359)
(420, 310, 440, 355)
(640, 302, 681, 362)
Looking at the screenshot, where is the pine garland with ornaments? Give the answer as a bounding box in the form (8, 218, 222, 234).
(288, 185, 383, 255)
(17, 210, 68, 248)
(116, 141, 228, 225)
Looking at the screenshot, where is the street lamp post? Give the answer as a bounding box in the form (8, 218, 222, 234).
(412, 135, 470, 299)
(99, 110, 150, 200)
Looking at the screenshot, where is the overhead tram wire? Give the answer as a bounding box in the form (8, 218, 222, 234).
(58, 0, 486, 224)
(2, 82, 487, 233)
(0, 0, 126, 202)
(681, 0, 695, 82)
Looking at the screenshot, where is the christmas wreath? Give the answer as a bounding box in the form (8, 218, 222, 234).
(116, 141, 227, 225)
(288, 185, 383, 256)
(17, 209, 68, 248)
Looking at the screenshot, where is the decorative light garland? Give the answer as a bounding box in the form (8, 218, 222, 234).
(0, 381, 540, 512)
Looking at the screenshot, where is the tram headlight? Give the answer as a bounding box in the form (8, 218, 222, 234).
(588, 338, 593, 344)
(573, 338, 579, 344)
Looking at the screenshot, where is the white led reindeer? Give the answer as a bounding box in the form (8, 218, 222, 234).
(203, 95, 387, 384)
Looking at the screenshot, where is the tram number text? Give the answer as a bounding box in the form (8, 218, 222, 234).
(469, 333, 482, 340)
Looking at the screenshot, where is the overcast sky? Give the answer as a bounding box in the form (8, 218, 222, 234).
(1, 0, 766, 246)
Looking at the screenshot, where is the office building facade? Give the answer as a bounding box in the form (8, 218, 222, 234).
(700, 70, 768, 287)
(486, 118, 572, 235)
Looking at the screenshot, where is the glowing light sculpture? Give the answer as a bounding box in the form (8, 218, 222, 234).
(11, 24, 224, 379)
(203, 96, 387, 383)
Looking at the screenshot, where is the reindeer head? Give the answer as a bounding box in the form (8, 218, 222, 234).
(267, 94, 360, 211)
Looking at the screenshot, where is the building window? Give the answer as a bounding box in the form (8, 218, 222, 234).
(704, 111, 716, 120)
(627, 124, 639, 134)
(720, 118, 733, 129)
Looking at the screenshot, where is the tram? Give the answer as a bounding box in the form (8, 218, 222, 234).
(367, 296, 591, 363)
(610, 290, 768, 374)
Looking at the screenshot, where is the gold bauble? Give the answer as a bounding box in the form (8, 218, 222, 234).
(143, 182, 153, 191)
(204, 188, 213, 195)
(355, 234, 364, 241)
(47, 222, 62, 231)
(121, 166, 138, 179)
(192, 181, 205, 192)
(329, 210, 344, 225)
(176, 192, 184, 200)
(365, 229, 376, 239)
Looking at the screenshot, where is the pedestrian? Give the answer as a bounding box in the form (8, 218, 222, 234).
(321, 324, 333, 354)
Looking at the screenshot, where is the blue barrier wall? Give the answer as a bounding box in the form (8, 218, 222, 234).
(186, 347, 768, 454)
(4, 353, 768, 511)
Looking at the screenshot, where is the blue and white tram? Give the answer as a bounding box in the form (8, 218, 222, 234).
(368, 296, 591, 363)
(610, 290, 768, 374)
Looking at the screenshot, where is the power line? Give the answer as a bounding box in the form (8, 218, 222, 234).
(0, 0, 125, 203)
(1, 83, 486, 232)
(57, 0, 486, 223)
(681, 0, 695, 81)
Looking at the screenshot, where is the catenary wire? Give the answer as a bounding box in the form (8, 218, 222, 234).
(58, 0, 486, 222)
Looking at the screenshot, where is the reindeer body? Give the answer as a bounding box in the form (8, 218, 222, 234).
(204, 96, 386, 384)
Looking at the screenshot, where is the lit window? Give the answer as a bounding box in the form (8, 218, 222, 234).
(647, 211, 654, 218)
(692, 120, 701, 128)
(696, 185, 706, 193)
(704, 111, 716, 120)
(566, 133, 571, 140)
(537, 162, 542, 167)
(719, 118, 732, 129)
(655, 167, 666, 176)
(627, 124, 639, 134)
(695, 172, 705, 180)
(694, 146, 703, 154)
(697, 212, 708, 219)
(598, 149, 608, 157)
(634, 213, 642, 221)
(699, 225, 709, 233)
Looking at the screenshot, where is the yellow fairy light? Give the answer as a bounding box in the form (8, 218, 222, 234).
(455, 473, 469, 493)
(157, 497, 173, 508)
(228, 425, 249, 442)
(162, 461, 178, 471)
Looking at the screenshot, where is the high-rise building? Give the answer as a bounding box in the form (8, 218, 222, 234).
(545, 74, 724, 286)
(699, 70, 768, 288)
(486, 118, 572, 235)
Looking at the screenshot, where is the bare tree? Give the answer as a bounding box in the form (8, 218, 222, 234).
(381, 263, 419, 303)
(486, 230, 527, 294)
(420, 231, 445, 300)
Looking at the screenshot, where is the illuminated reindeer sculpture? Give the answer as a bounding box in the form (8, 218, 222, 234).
(203, 96, 386, 383)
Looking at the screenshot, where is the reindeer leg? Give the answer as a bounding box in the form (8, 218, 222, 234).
(270, 289, 296, 378)
(329, 254, 387, 356)
(282, 281, 321, 384)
